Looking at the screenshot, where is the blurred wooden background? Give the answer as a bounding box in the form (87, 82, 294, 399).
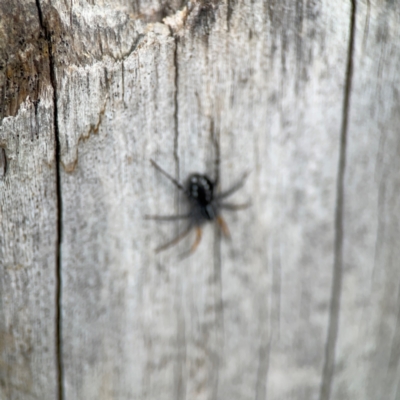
(1, 0, 400, 399)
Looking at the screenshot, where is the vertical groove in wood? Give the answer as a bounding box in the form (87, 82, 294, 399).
(0, 148, 7, 178)
(319, 1, 357, 399)
(34, 1, 65, 399)
(173, 36, 180, 182)
(332, 1, 400, 398)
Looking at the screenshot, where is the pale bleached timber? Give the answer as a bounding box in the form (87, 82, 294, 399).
(56, 1, 349, 399)
(0, 2, 59, 399)
(333, 3, 400, 400)
(1, 0, 400, 399)
(0, 93, 58, 398)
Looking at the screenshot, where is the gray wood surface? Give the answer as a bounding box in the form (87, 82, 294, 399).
(0, 2, 59, 399)
(1, 0, 399, 399)
(334, 2, 400, 400)
(0, 90, 58, 398)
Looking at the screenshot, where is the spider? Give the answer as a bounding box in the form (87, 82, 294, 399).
(146, 159, 249, 254)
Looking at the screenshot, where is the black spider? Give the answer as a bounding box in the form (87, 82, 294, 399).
(146, 159, 249, 254)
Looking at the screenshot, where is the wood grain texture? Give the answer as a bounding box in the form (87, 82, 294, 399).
(0, 93, 58, 398)
(59, 25, 178, 399)
(333, 2, 400, 400)
(53, 0, 351, 399)
(2, 0, 400, 399)
(0, 1, 59, 399)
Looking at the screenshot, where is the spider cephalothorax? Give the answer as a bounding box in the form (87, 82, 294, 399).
(146, 159, 249, 254)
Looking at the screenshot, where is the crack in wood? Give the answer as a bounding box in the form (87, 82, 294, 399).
(0, 147, 7, 178)
(62, 100, 108, 173)
(34, 1, 64, 399)
(173, 35, 181, 205)
(318, 1, 357, 399)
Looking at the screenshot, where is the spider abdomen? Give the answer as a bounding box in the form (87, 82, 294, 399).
(186, 174, 216, 221)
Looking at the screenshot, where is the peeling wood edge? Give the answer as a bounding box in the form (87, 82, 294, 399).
(318, 1, 357, 400)
(62, 101, 108, 174)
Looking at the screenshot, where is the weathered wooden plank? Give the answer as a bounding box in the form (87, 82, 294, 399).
(5, 0, 400, 399)
(0, 94, 58, 399)
(0, 2, 59, 398)
(207, 2, 350, 399)
(333, 2, 400, 400)
(53, 1, 352, 400)
(57, 24, 178, 400)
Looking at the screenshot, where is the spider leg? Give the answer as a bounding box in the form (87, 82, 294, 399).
(216, 215, 231, 238)
(150, 159, 186, 192)
(215, 171, 250, 200)
(179, 226, 203, 259)
(190, 227, 203, 253)
(219, 202, 251, 211)
(145, 214, 191, 221)
(155, 224, 193, 253)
